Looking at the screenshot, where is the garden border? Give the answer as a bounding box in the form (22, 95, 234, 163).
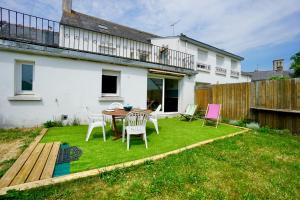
(0, 124, 250, 195)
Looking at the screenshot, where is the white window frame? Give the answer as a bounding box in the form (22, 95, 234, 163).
(101, 70, 120, 97)
(148, 74, 181, 113)
(15, 61, 35, 95)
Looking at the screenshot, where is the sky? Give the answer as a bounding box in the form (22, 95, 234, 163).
(1, 0, 300, 72)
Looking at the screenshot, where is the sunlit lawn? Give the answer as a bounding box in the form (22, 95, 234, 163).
(41, 118, 241, 173)
(6, 129, 300, 199)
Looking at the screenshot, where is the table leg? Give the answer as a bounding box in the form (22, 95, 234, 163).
(112, 116, 122, 140)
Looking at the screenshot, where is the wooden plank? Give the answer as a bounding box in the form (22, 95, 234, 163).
(0, 128, 48, 188)
(10, 144, 45, 186)
(250, 107, 300, 113)
(26, 143, 53, 183)
(40, 142, 60, 180)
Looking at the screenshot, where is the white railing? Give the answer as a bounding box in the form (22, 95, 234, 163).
(230, 70, 240, 77)
(215, 67, 227, 76)
(196, 63, 211, 72)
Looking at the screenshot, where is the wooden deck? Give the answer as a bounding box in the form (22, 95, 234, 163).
(0, 129, 60, 188)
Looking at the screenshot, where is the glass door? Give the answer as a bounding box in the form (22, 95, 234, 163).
(164, 79, 178, 112)
(147, 78, 163, 111)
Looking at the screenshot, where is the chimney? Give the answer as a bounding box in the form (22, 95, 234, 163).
(62, 0, 72, 13)
(273, 59, 284, 72)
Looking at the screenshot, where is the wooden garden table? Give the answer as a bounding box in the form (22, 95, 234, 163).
(102, 109, 152, 140)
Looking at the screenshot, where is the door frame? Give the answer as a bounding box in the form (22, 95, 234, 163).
(148, 74, 181, 113)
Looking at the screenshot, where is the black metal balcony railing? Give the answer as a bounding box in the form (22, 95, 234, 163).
(0, 7, 194, 70)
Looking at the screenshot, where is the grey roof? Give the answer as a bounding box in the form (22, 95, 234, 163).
(61, 10, 159, 43)
(179, 34, 244, 61)
(245, 70, 292, 81)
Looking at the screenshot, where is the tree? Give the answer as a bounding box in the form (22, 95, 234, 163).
(290, 52, 300, 77)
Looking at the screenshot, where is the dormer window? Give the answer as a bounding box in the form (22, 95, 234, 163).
(98, 24, 108, 30)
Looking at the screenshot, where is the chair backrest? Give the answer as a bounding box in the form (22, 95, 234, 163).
(185, 104, 197, 115)
(154, 104, 161, 113)
(205, 104, 221, 119)
(108, 102, 123, 110)
(125, 111, 149, 127)
(150, 104, 161, 118)
(85, 106, 104, 122)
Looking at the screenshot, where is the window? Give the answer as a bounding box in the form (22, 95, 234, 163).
(197, 49, 208, 61)
(231, 59, 238, 69)
(102, 70, 120, 96)
(216, 55, 224, 66)
(15, 61, 35, 94)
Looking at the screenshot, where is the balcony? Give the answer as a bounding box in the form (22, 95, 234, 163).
(196, 62, 211, 73)
(0, 7, 194, 70)
(230, 70, 240, 78)
(215, 67, 227, 76)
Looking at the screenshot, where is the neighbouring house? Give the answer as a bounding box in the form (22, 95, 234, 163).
(245, 59, 292, 82)
(0, 0, 249, 128)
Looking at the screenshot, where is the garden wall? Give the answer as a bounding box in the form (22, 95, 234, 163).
(195, 78, 300, 133)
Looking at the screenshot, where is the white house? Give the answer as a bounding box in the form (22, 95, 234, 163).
(0, 0, 249, 128)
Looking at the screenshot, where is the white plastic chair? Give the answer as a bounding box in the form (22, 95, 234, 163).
(85, 107, 106, 142)
(123, 111, 149, 150)
(149, 104, 161, 134)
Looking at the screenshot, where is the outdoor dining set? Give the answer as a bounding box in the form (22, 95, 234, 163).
(85, 102, 161, 150)
(84, 102, 221, 150)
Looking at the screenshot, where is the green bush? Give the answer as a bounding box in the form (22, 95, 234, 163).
(246, 122, 260, 130)
(221, 118, 230, 123)
(258, 126, 271, 133)
(43, 120, 63, 128)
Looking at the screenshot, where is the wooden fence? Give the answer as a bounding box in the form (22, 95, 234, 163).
(195, 78, 300, 133)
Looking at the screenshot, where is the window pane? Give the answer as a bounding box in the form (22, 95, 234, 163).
(147, 78, 163, 111)
(164, 79, 178, 112)
(21, 64, 33, 91)
(198, 49, 208, 61)
(102, 75, 117, 94)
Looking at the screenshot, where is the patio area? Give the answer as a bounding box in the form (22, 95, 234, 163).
(41, 118, 242, 173)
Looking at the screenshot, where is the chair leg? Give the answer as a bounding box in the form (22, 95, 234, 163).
(144, 133, 148, 149)
(153, 120, 159, 134)
(122, 122, 126, 142)
(202, 119, 205, 127)
(86, 124, 94, 141)
(127, 134, 130, 150)
(102, 125, 106, 141)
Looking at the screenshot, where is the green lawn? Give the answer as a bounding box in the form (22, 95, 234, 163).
(5, 129, 300, 199)
(41, 118, 241, 173)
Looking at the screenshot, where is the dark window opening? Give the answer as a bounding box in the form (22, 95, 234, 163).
(21, 64, 33, 91)
(102, 75, 117, 94)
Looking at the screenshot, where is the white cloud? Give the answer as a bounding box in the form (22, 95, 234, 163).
(1, 0, 300, 54)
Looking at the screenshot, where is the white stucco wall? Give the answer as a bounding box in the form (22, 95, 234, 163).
(0, 50, 196, 128)
(151, 37, 250, 84)
(0, 50, 148, 128)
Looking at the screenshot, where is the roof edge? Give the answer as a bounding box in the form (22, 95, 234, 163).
(179, 34, 244, 61)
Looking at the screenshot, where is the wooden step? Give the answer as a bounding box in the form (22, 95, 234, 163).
(10, 144, 45, 186)
(26, 143, 54, 182)
(41, 142, 60, 180)
(0, 129, 47, 188)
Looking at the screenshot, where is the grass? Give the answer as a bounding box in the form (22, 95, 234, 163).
(4, 129, 300, 199)
(41, 118, 241, 173)
(0, 128, 41, 178)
